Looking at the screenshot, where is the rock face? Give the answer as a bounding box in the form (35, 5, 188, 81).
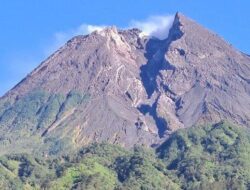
(0, 13, 249, 154)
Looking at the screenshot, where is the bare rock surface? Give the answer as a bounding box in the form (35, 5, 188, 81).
(0, 13, 249, 151)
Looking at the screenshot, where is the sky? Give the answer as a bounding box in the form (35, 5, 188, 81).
(0, 0, 249, 96)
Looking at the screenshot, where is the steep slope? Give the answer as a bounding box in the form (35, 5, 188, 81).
(0, 27, 159, 154)
(0, 13, 249, 154)
(161, 13, 250, 128)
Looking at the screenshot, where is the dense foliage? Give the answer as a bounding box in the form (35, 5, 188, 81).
(0, 122, 249, 190)
(157, 122, 250, 189)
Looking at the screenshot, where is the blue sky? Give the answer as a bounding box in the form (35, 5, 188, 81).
(0, 0, 249, 96)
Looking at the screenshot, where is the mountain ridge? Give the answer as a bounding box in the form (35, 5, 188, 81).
(0, 13, 249, 155)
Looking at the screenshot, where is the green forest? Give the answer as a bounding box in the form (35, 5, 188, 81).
(1, 122, 250, 190)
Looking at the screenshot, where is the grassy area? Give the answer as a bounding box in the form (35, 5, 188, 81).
(0, 90, 90, 156)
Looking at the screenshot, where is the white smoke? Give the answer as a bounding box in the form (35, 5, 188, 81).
(46, 24, 106, 55)
(73, 24, 106, 35)
(46, 14, 175, 55)
(129, 15, 175, 40)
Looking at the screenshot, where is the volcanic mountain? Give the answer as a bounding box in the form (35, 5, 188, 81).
(0, 13, 249, 155)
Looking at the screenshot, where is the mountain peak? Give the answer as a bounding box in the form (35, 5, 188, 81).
(0, 13, 249, 154)
(174, 12, 188, 23)
(168, 12, 201, 39)
(95, 26, 118, 36)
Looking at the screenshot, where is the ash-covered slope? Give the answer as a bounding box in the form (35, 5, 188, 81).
(163, 13, 250, 128)
(0, 13, 249, 154)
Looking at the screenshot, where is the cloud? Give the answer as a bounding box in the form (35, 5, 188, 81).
(45, 14, 175, 56)
(129, 15, 175, 40)
(45, 24, 106, 56)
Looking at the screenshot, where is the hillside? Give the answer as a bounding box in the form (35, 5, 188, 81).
(1, 122, 249, 190)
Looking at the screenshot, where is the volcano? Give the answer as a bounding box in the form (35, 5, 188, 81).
(0, 13, 249, 155)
